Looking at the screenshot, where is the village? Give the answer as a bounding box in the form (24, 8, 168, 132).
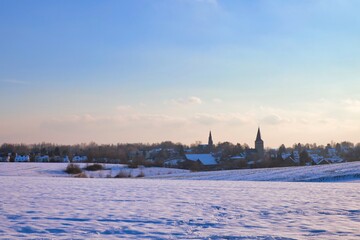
(0, 128, 358, 171)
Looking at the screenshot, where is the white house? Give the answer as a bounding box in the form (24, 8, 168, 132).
(72, 156, 88, 162)
(163, 158, 185, 167)
(326, 156, 344, 163)
(15, 155, 30, 162)
(0, 156, 10, 162)
(63, 156, 70, 162)
(35, 155, 50, 162)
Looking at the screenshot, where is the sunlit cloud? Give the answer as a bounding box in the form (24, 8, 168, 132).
(193, 113, 252, 125)
(343, 99, 360, 113)
(170, 96, 203, 106)
(260, 114, 291, 125)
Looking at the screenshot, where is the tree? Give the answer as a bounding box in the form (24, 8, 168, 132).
(299, 150, 311, 166)
(335, 143, 342, 154)
(276, 144, 286, 162)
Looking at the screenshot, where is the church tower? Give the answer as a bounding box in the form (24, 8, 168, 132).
(255, 127, 264, 159)
(208, 131, 214, 152)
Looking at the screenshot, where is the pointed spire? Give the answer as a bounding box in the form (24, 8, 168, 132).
(208, 131, 213, 146)
(256, 127, 262, 142)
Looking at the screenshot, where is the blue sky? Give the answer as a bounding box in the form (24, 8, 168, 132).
(1, 0, 360, 147)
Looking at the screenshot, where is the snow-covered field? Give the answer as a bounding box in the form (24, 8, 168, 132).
(0, 162, 190, 178)
(0, 162, 359, 239)
(1, 162, 360, 182)
(151, 161, 360, 182)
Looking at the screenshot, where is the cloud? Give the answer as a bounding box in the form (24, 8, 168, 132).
(170, 96, 203, 106)
(193, 113, 252, 125)
(188, 96, 202, 104)
(44, 111, 188, 130)
(260, 114, 290, 125)
(343, 99, 360, 113)
(1, 79, 28, 85)
(212, 98, 223, 103)
(116, 105, 133, 112)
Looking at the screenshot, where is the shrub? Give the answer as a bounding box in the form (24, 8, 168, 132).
(136, 171, 145, 178)
(128, 162, 138, 168)
(65, 163, 82, 174)
(115, 170, 131, 178)
(85, 163, 104, 171)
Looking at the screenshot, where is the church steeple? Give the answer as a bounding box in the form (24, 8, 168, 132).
(255, 127, 264, 159)
(208, 131, 213, 146)
(256, 127, 262, 142)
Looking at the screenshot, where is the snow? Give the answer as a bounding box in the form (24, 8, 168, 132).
(0, 177, 359, 239)
(0, 162, 190, 178)
(0, 162, 359, 239)
(1, 161, 360, 182)
(151, 161, 360, 182)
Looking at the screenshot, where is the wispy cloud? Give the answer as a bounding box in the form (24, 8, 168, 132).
(260, 114, 290, 125)
(1, 79, 29, 85)
(343, 99, 360, 113)
(170, 96, 203, 106)
(212, 98, 223, 103)
(193, 113, 252, 125)
(116, 105, 133, 112)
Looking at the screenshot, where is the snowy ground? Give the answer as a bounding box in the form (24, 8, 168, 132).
(0, 162, 190, 178)
(1, 161, 360, 182)
(0, 162, 359, 239)
(150, 161, 360, 182)
(0, 177, 359, 239)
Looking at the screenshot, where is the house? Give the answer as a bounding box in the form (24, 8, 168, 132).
(0, 156, 10, 162)
(72, 156, 88, 162)
(128, 150, 144, 160)
(309, 150, 344, 165)
(310, 154, 328, 165)
(49, 156, 70, 162)
(15, 155, 30, 162)
(281, 153, 299, 166)
(327, 148, 337, 157)
(326, 156, 344, 163)
(35, 155, 50, 162)
(163, 158, 186, 167)
(230, 153, 246, 161)
(185, 154, 217, 166)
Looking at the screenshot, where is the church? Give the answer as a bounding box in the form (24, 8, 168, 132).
(244, 127, 265, 162)
(195, 131, 214, 153)
(254, 127, 265, 159)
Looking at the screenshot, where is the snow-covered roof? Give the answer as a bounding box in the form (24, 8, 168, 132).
(282, 153, 291, 159)
(164, 159, 185, 166)
(310, 154, 326, 165)
(185, 154, 217, 165)
(230, 153, 246, 160)
(326, 156, 344, 163)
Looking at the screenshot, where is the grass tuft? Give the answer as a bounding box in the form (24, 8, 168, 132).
(65, 163, 82, 174)
(84, 163, 104, 171)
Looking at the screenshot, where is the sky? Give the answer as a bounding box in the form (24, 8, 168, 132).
(1, 0, 360, 148)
